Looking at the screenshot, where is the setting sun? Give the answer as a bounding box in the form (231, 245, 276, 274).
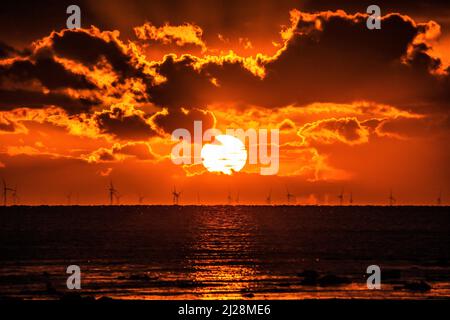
(201, 135, 247, 175)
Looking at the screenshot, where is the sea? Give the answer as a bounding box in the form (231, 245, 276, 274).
(0, 205, 449, 300)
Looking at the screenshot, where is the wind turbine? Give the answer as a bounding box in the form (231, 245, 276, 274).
(66, 192, 72, 206)
(227, 190, 233, 205)
(109, 181, 118, 205)
(266, 189, 272, 205)
(286, 187, 296, 205)
(389, 189, 396, 206)
(2, 179, 14, 206)
(138, 195, 145, 205)
(349, 191, 353, 205)
(337, 188, 344, 206)
(172, 186, 181, 205)
(11, 185, 18, 205)
(437, 190, 442, 206)
(235, 191, 240, 204)
(115, 193, 122, 205)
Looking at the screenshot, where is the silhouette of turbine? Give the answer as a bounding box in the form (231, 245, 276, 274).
(337, 188, 344, 206)
(227, 190, 233, 205)
(286, 186, 296, 205)
(172, 186, 181, 205)
(266, 188, 272, 205)
(108, 181, 118, 205)
(11, 184, 18, 205)
(389, 189, 396, 206)
(2, 179, 14, 206)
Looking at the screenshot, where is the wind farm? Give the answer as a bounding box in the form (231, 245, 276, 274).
(0, 177, 447, 207)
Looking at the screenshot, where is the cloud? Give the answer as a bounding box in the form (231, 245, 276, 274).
(152, 107, 216, 135)
(94, 104, 157, 141)
(0, 113, 26, 134)
(277, 145, 351, 180)
(147, 54, 217, 108)
(36, 27, 144, 80)
(0, 89, 96, 113)
(298, 117, 371, 145)
(144, 11, 449, 113)
(0, 55, 96, 90)
(0, 27, 159, 115)
(0, 41, 19, 58)
(134, 22, 207, 52)
(278, 118, 296, 131)
(82, 141, 157, 163)
(376, 114, 449, 139)
(261, 11, 448, 108)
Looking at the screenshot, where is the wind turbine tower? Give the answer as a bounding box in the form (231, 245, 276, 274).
(437, 190, 442, 206)
(337, 189, 344, 206)
(286, 187, 296, 205)
(389, 190, 396, 206)
(109, 181, 118, 205)
(172, 187, 181, 205)
(266, 189, 272, 205)
(2, 179, 14, 206)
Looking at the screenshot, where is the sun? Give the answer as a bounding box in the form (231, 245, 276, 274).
(201, 135, 247, 175)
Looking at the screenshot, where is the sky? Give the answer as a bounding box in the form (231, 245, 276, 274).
(0, 0, 449, 205)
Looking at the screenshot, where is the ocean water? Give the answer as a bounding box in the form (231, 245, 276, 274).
(0, 205, 449, 300)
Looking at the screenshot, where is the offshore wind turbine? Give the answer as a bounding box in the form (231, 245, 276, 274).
(11, 185, 18, 205)
(389, 189, 396, 206)
(349, 191, 353, 205)
(437, 190, 442, 206)
(115, 193, 122, 205)
(337, 188, 344, 206)
(286, 187, 296, 205)
(235, 191, 240, 204)
(2, 179, 14, 206)
(109, 181, 118, 205)
(227, 190, 233, 205)
(172, 186, 181, 205)
(266, 189, 272, 205)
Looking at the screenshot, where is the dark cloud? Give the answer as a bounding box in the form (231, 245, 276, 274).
(152, 107, 215, 134)
(0, 8, 449, 136)
(0, 89, 95, 113)
(0, 55, 96, 90)
(0, 41, 18, 58)
(84, 142, 156, 162)
(95, 106, 157, 140)
(0, 28, 149, 114)
(378, 114, 450, 138)
(148, 55, 216, 108)
(49, 29, 142, 80)
(112, 142, 155, 160)
(0, 117, 18, 133)
(147, 12, 449, 113)
(299, 117, 369, 145)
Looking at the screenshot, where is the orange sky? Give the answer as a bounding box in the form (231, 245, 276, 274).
(0, 1, 449, 205)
